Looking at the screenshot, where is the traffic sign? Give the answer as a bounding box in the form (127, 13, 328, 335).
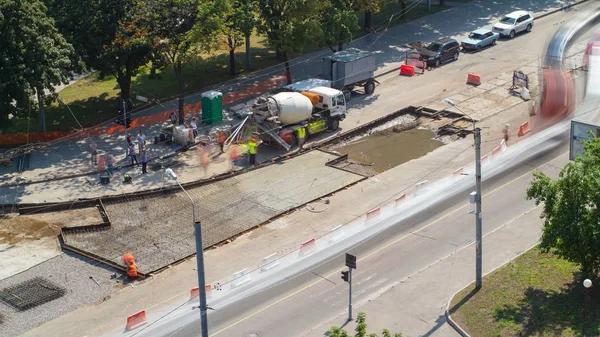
(345, 253, 356, 269)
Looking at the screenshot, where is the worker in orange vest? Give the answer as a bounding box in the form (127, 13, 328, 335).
(127, 261, 138, 278)
(217, 132, 226, 153)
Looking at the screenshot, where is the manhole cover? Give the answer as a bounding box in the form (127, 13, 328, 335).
(0, 277, 66, 311)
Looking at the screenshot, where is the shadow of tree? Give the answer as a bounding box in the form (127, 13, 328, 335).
(493, 273, 599, 337)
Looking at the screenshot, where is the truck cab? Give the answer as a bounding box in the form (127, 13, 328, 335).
(305, 86, 347, 119)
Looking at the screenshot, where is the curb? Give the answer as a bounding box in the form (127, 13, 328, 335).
(533, 0, 588, 20)
(445, 244, 539, 337)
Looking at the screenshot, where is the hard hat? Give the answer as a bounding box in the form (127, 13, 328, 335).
(250, 138, 257, 142)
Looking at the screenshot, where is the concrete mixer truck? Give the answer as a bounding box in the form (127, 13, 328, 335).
(251, 86, 347, 150)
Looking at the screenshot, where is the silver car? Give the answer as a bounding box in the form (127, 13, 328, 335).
(492, 10, 534, 39)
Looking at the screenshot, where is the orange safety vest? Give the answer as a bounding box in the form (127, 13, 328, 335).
(127, 263, 138, 277)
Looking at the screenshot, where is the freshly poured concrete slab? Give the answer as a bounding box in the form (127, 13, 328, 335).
(62, 150, 364, 273)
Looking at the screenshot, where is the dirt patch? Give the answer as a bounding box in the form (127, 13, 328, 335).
(0, 208, 101, 245)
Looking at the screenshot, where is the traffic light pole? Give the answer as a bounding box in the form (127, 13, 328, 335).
(348, 267, 353, 321)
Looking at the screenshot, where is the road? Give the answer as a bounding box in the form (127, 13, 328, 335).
(125, 6, 600, 337)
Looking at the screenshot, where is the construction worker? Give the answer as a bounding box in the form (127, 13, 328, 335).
(217, 131, 226, 153)
(297, 126, 306, 149)
(127, 261, 138, 278)
(248, 137, 257, 166)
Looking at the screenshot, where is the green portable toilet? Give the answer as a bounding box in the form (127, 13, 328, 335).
(201, 90, 223, 125)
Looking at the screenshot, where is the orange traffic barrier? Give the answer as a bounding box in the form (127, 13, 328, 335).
(481, 154, 489, 167)
(299, 238, 317, 257)
(366, 207, 381, 218)
(518, 121, 531, 136)
(492, 145, 502, 158)
(400, 64, 415, 76)
(190, 284, 212, 300)
(126, 310, 147, 330)
(467, 73, 481, 86)
(452, 167, 464, 176)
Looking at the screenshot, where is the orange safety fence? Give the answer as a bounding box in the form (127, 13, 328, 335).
(0, 73, 287, 146)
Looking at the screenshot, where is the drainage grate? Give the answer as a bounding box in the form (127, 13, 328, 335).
(0, 277, 66, 311)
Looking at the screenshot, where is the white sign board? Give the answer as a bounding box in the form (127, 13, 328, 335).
(569, 120, 600, 160)
(136, 95, 148, 102)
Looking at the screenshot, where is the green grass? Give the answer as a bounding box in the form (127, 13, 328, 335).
(3, 4, 450, 134)
(449, 248, 599, 337)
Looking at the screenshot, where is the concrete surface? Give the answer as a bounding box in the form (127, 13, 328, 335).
(62, 150, 364, 274)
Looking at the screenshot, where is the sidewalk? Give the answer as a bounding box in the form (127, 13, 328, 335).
(0, 0, 580, 190)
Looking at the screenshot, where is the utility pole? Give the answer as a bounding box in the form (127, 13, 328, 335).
(474, 127, 483, 290)
(195, 222, 209, 337)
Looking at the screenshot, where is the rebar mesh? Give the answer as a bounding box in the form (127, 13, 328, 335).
(0, 277, 66, 311)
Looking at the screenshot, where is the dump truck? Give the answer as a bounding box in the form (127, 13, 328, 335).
(251, 86, 347, 150)
(321, 48, 379, 100)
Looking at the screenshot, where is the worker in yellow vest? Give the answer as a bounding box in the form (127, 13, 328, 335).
(297, 126, 306, 149)
(248, 138, 257, 166)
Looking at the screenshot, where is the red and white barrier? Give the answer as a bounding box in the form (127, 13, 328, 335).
(500, 139, 507, 152)
(452, 167, 464, 178)
(261, 253, 280, 272)
(395, 193, 406, 206)
(415, 180, 429, 194)
(366, 207, 381, 220)
(480, 154, 489, 167)
(231, 268, 251, 288)
(190, 284, 212, 300)
(492, 145, 502, 158)
(328, 225, 346, 243)
(126, 310, 148, 330)
(298, 238, 317, 257)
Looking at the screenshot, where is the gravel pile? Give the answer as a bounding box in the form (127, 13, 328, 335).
(0, 252, 119, 337)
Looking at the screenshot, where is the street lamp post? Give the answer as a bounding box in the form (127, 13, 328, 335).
(584, 278, 592, 337)
(445, 98, 483, 290)
(165, 168, 209, 337)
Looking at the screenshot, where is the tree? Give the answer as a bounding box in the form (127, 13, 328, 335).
(46, 0, 153, 108)
(328, 312, 406, 337)
(0, 0, 76, 131)
(353, 0, 385, 32)
(257, 0, 327, 84)
(145, 0, 200, 124)
(527, 135, 600, 278)
(322, 0, 359, 52)
(214, 0, 259, 73)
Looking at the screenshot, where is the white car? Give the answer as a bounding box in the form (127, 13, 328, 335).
(492, 10, 534, 39)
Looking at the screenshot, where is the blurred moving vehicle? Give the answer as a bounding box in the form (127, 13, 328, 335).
(462, 29, 500, 51)
(417, 38, 460, 68)
(493, 10, 534, 39)
(583, 29, 600, 71)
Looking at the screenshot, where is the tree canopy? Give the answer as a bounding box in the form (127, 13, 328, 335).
(0, 0, 75, 130)
(527, 135, 600, 278)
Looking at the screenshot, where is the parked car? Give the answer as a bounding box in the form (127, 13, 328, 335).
(492, 10, 533, 39)
(462, 29, 500, 51)
(417, 38, 460, 68)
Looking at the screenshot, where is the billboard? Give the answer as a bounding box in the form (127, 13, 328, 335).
(569, 120, 600, 160)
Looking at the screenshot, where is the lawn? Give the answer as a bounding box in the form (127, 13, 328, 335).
(3, 3, 451, 134)
(449, 248, 599, 337)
